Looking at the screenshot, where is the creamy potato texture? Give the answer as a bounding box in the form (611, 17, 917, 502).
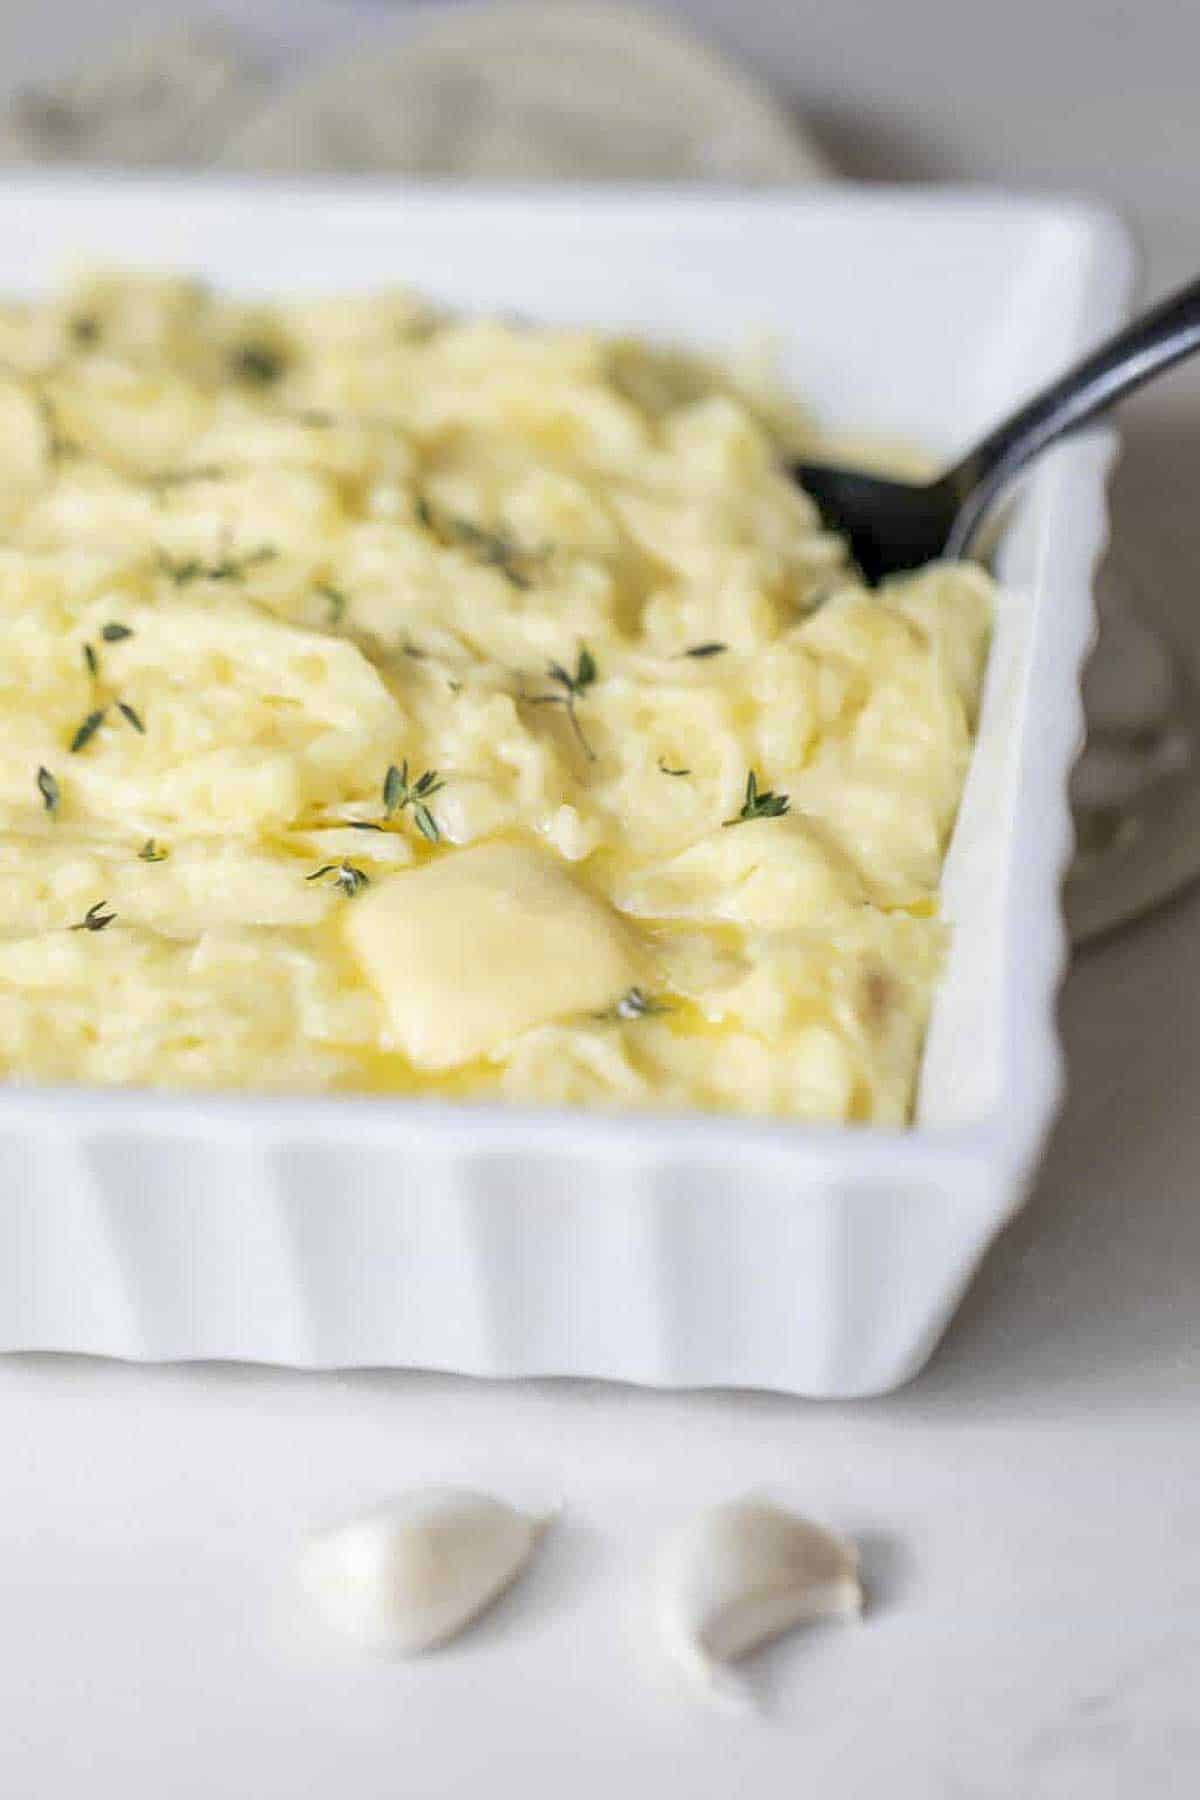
(0, 272, 990, 1121)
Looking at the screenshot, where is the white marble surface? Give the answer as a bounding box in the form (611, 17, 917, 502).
(5, 907, 1199, 1798)
(0, 5, 1198, 1796)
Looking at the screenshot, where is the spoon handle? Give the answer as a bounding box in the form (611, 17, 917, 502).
(945, 273, 1200, 556)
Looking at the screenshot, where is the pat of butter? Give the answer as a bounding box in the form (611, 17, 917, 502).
(344, 841, 644, 1068)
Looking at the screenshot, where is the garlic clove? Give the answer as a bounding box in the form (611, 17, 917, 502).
(298, 1486, 552, 1656)
(653, 1496, 862, 1708)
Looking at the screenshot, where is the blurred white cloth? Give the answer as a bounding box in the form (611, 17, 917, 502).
(0, 6, 827, 183)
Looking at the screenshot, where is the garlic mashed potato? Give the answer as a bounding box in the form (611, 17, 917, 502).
(0, 273, 990, 1121)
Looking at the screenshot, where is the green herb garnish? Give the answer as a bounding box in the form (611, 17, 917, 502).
(37, 393, 76, 463)
(596, 986, 673, 1023)
(306, 861, 370, 897)
(228, 343, 286, 387)
(70, 900, 116, 932)
(382, 761, 444, 842)
(530, 645, 598, 761)
(82, 642, 98, 678)
(415, 496, 536, 589)
(657, 758, 690, 777)
(69, 708, 106, 754)
(146, 464, 229, 492)
(159, 555, 203, 585)
(138, 838, 167, 862)
(723, 769, 790, 827)
(315, 582, 347, 627)
(100, 622, 133, 643)
(117, 701, 144, 735)
(447, 517, 531, 588)
(159, 546, 276, 585)
(681, 642, 728, 659)
(36, 766, 59, 816)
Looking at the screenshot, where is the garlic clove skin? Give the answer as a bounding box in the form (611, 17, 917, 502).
(298, 1486, 551, 1656)
(653, 1496, 862, 1709)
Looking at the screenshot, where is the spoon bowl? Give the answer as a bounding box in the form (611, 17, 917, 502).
(793, 272, 1200, 581)
(790, 464, 962, 585)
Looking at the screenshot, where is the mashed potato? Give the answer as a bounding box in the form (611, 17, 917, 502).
(0, 272, 990, 1121)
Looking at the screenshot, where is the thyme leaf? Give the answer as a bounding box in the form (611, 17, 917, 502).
(306, 861, 370, 897)
(680, 642, 728, 659)
(117, 701, 145, 735)
(382, 761, 444, 840)
(412, 803, 439, 844)
(596, 986, 673, 1022)
(146, 464, 229, 492)
(36, 766, 59, 815)
(415, 496, 536, 588)
(138, 838, 167, 862)
(101, 622, 133, 642)
(315, 582, 347, 627)
(530, 645, 599, 760)
(228, 343, 286, 387)
(723, 768, 790, 827)
(70, 900, 116, 932)
(69, 708, 106, 754)
(82, 642, 98, 678)
(617, 986, 671, 1019)
(37, 393, 76, 463)
(657, 757, 690, 777)
(158, 546, 276, 585)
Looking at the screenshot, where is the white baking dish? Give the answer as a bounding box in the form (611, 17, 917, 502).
(0, 177, 1132, 1394)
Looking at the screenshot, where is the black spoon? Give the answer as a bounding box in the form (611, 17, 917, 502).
(794, 273, 1200, 583)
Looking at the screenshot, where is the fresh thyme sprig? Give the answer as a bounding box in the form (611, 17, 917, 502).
(315, 582, 347, 627)
(145, 464, 230, 492)
(37, 393, 77, 463)
(530, 645, 598, 761)
(69, 708, 106, 754)
(596, 986, 673, 1022)
(382, 761, 444, 842)
(723, 769, 790, 827)
(70, 900, 116, 932)
(139, 839, 167, 862)
(36, 767, 59, 816)
(415, 495, 537, 589)
(306, 862, 370, 896)
(158, 546, 276, 586)
(228, 343, 286, 388)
